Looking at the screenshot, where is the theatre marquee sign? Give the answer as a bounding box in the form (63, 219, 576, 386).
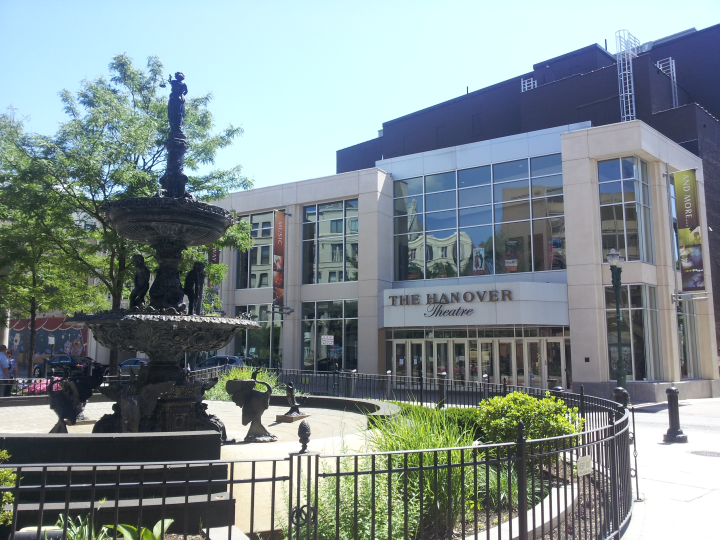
(382, 282, 568, 328)
(388, 290, 513, 318)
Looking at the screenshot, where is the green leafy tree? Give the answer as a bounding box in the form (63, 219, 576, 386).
(0, 55, 253, 373)
(0, 113, 107, 375)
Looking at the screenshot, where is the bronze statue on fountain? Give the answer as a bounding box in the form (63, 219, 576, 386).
(66, 72, 258, 437)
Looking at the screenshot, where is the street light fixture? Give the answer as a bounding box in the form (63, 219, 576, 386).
(607, 248, 626, 388)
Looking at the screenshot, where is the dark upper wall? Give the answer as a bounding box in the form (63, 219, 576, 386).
(645, 24, 720, 120)
(337, 27, 720, 174)
(337, 45, 617, 173)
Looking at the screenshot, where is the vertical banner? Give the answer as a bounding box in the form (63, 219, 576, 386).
(673, 169, 705, 291)
(272, 210, 286, 306)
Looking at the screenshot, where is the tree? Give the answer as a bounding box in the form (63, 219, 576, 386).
(0, 113, 107, 374)
(0, 55, 253, 374)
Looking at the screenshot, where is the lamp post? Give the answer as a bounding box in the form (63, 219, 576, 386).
(607, 249, 626, 389)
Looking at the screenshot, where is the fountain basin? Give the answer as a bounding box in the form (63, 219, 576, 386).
(104, 198, 233, 248)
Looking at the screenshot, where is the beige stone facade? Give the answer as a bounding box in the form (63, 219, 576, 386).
(213, 120, 719, 400)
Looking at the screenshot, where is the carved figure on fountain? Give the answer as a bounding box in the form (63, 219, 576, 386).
(226, 369, 277, 442)
(129, 254, 151, 308)
(159, 72, 191, 199)
(184, 261, 206, 315)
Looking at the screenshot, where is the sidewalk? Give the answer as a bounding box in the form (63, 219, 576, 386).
(623, 397, 720, 539)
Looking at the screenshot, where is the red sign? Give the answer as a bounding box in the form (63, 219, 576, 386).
(273, 210, 286, 306)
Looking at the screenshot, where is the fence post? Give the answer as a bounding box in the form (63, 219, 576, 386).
(517, 421, 528, 540)
(608, 410, 621, 539)
(502, 377, 507, 396)
(386, 370, 392, 400)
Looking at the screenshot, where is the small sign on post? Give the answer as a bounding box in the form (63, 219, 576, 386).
(576, 454, 593, 477)
(320, 335, 334, 346)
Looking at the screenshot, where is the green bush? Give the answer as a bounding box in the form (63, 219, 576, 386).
(441, 407, 483, 440)
(202, 367, 285, 401)
(0, 450, 15, 526)
(476, 391, 584, 444)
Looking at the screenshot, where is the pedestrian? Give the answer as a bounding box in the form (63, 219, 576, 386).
(0, 345, 10, 397)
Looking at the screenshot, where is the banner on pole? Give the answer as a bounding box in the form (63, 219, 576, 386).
(272, 210, 286, 306)
(673, 170, 705, 291)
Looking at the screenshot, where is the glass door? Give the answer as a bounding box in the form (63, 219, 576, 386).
(424, 340, 435, 379)
(394, 341, 407, 378)
(479, 340, 495, 384)
(453, 341, 467, 385)
(436, 341, 449, 381)
(498, 341, 513, 386)
(546, 339, 565, 388)
(469, 340, 479, 383)
(527, 340, 543, 389)
(515, 340, 525, 387)
(410, 341, 423, 379)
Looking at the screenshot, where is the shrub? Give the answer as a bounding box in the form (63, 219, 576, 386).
(202, 367, 284, 401)
(442, 407, 483, 440)
(0, 450, 15, 526)
(475, 391, 584, 444)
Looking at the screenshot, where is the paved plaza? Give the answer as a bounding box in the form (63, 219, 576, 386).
(625, 397, 720, 540)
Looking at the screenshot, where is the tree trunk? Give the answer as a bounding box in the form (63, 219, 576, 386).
(28, 295, 37, 378)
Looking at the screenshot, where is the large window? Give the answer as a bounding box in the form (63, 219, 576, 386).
(393, 154, 566, 281)
(598, 157, 654, 263)
(234, 305, 283, 367)
(301, 299, 358, 371)
(302, 200, 359, 284)
(605, 284, 662, 381)
(236, 212, 276, 289)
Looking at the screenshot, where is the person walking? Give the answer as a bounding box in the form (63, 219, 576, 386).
(0, 345, 11, 397)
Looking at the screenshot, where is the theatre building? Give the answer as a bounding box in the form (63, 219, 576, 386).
(217, 27, 720, 400)
(216, 120, 718, 400)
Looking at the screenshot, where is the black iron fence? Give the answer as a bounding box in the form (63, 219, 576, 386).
(2, 382, 634, 540)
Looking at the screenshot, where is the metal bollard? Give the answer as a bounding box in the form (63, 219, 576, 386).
(385, 370, 392, 400)
(613, 386, 630, 409)
(663, 385, 688, 443)
(551, 385, 564, 398)
(438, 372, 447, 409)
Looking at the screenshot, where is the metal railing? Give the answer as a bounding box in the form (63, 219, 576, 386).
(2, 382, 634, 540)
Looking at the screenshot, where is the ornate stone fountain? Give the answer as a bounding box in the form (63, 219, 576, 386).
(67, 72, 257, 436)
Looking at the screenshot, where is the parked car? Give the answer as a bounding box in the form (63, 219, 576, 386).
(32, 355, 108, 378)
(119, 357, 148, 376)
(195, 355, 245, 371)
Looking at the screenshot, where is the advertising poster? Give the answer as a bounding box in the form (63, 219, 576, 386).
(9, 318, 89, 374)
(272, 210, 286, 306)
(472, 244, 486, 275)
(673, 170, 705, 291)
(504, 241, 518, 272)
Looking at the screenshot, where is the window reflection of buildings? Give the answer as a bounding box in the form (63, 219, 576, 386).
(303, 199, 359, 284)
(236, 211, 275, 290)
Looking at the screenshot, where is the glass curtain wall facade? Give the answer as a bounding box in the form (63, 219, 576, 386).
(598, 157, 654, 263)
(234, 305, 283, 367)
(605, 285, 662, 381)
(301, 300, 358, 371)
(236, 212, 276, 289)
(393, 154, 566, 281)
(302, 200, 359, 284)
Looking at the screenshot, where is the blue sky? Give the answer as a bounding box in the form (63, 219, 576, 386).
(1, 1, 719, 191)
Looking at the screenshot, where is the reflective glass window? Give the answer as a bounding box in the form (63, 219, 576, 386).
(458, 225, 494, 276)
(494, 201, 530, 222)
(458, 206, 492, 227)
(494, 179, 529, 202)
(426, 190, 456, 212)
(425, 210, 457, 231)
(493, 159, 529, 182)
(394, 233, 424, 280)
(531, 154, 562, 177)
(458, 185, 491, 207)
(458, 165, 491, 188)
(532, 196, 564, 219)
(425, 230, 457, 278)
(531, 174, 563, 197)
(494, 220, 532, 273)
(598, 159, 622, 182)
(394, 214, 424, 235)
(425, 171, 456, 193)
(394, 196, 423, 216)
(393, 177, 423, 198)
(532, 217, 566, 271)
